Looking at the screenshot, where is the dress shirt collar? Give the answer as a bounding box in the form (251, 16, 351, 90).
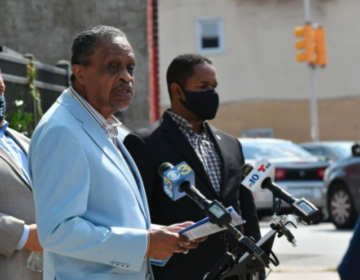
(0, 120, 9, 138)
(69, 86, 122, 134)
(166, 109, 207, 134)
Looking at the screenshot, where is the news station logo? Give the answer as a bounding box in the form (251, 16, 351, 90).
(167, 171, 180, 180)
(248, 163, 271, 188)
(163, 176, 173, 198)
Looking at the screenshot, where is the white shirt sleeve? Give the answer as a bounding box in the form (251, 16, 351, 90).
(16, 224, 30, 250)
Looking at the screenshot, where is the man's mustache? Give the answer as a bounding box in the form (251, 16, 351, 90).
(112, 80, 133, 92)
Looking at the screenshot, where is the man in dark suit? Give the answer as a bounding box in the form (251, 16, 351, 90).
(338, 214, 360, 280)
(124, 54, 261, 280)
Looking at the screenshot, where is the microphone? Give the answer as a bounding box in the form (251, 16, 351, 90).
(158, 162, 270, 268)
(158, 162, 231, 225)
(241, 160, 294, 204)
(158, 162, 195, 201)
(241, 159, 321, 224)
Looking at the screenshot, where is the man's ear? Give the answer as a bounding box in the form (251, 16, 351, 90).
(72, 65, 86, 85)
(170, 83, 183, 100)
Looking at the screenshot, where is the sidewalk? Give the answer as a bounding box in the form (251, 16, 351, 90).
(257, 221, 350, 280)
(267, 272, 339, 280)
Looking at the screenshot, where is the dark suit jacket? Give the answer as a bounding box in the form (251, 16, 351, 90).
(338, 214, 360, 280)
(124, 112, 261, 280)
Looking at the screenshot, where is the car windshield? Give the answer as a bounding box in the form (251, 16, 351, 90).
(242, 141, 313, 160)
(330, 143, 353, 159)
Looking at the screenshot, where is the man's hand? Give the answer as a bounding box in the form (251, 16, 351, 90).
(164, 221, 207, 243)
(147, 228, 189, 260)
(147, 222, 208, 260)
(24, 224, 43, 253)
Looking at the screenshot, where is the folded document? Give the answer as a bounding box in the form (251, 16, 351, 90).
(179, 206, 245, 240)
(151, 206, 245, 267)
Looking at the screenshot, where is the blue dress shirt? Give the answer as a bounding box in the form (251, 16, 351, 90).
(0, 121, 31, 185)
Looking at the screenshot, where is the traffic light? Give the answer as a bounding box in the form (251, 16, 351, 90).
(314, 27, 327, 66)
(294, 23, 315, 63)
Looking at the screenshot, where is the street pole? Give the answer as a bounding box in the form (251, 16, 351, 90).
(303, 0, 319, 141)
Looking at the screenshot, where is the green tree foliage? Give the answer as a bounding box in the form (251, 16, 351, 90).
(6, 100, 34, 134)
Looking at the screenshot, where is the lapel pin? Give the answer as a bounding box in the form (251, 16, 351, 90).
(216, 135, 221, 140)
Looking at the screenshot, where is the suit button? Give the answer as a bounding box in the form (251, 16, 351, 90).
(146, 273, 151, 280)
(219, 233, 223, 239)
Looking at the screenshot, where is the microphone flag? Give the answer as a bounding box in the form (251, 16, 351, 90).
(241, 159, 275, 191)
(161, 162, 195, 200)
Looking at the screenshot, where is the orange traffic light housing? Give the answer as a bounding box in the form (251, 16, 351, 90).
(314, 27, 327, 66)
(294, 24, 315, 63)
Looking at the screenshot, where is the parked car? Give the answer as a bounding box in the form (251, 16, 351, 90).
(323, 143, 360, 229)
(239, 138, 329, 219)
(300, 141, 356, 162)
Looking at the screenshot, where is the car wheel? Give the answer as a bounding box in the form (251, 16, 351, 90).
(328, 183, 357, 229)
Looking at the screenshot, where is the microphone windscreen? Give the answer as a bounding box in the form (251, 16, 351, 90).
(158, 162, 174, 177)
(241, 163, 255, 178)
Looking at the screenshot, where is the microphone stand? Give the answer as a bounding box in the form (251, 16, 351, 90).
(203, 193, 298, 280)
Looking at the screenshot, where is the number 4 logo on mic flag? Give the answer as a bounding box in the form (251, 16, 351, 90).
(241, 159, 275, 191)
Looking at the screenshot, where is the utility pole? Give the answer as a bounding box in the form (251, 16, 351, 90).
(303, 0, 319, 142)
(294, 0, 327, 141)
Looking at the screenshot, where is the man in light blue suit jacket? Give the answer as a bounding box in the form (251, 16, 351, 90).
(28, 26, 201, 280)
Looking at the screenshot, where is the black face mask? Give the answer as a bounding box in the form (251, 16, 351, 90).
(0, 96, 6, 124)
(179, 86, 219, 120)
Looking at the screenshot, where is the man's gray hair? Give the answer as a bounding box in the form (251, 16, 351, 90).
(71, 25, 126, 83)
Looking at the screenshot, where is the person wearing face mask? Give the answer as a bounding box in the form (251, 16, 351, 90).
(124, 54, 262, 280)
(0, 69, 43, 280)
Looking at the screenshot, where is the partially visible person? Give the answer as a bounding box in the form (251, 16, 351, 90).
(28, 26, 203, 280)
(0, 69, 43, 280)
(338, 214, 360, 280)
(124, 54, 262, 280)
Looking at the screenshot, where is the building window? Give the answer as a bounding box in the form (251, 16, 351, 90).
(196, 17, 225, 54)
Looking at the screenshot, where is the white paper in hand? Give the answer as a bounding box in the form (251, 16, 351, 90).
(179, 207, 245, 241)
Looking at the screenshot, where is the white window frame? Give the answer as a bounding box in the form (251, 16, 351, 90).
(196, 17, 225, 55)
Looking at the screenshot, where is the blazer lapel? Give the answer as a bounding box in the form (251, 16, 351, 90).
(5, 130, 28, 155)
(161, 113, 218, 198)
(58, 90, 147, 219)
(116, 138, 149, 223)
(0, 145, 32, 190)
(207, 125, 231, 198)
(82, 116, 147, 219)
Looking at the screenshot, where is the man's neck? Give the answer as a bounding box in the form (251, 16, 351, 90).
(170, 108, 203, 134)
(71, 83, 113, 119)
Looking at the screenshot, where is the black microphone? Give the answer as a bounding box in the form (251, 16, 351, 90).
(241, 164, 295, 204)
(158, 162, 270, 267)
(178, 181, 211, 208)
(241, 163, 321, 224)
(158, 162, 231, 226)
(158, 162, 173, 177)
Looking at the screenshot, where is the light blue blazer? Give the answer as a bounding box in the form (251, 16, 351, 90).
(28, 89, 153, 280)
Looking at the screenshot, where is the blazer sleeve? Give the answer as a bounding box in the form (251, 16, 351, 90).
(237, 140, 262, 242)
(338, 215, 360, 279)
(28, 125, 148, 272)
(124, 133, 157, 211)
(0, 212, 24, 258)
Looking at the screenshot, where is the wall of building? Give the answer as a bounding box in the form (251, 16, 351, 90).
(162, 96, 360, 143)
(158, 0, 360, 141)
(0, 0, 150, 130)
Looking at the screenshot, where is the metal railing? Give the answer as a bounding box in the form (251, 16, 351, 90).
(0, 50, 70, 133)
